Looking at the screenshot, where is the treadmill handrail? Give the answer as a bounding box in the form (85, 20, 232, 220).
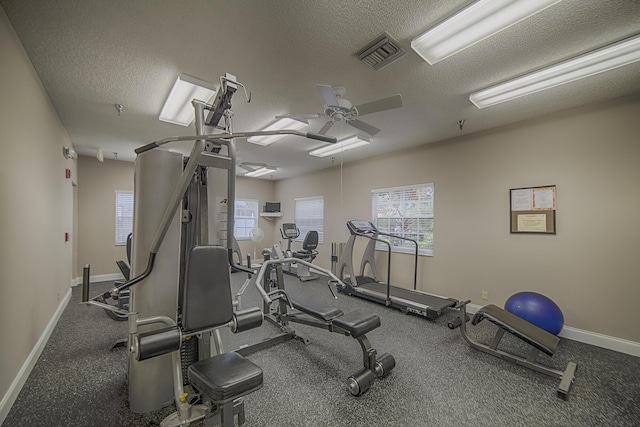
(376, 231, 419, 291)
(347, 222, 419, 292)
(347, 227, 393, 304)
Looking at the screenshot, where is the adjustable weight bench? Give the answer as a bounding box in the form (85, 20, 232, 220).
(290, 300, 395, 396)
(239, 250, 396, 396)
(449, 301, 577, 400)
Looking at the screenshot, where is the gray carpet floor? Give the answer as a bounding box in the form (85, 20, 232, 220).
(3, 272, 640, 427)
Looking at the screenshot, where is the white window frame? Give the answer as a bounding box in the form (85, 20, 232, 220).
(371, 183, 434, 256)
(234, 199, 259, 240)
(115, 190, 134, 245)
(294, 196, 324, 243)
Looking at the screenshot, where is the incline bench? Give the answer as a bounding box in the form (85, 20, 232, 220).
(449, 301, 577, 400)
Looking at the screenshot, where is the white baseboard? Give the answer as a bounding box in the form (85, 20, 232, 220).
(0, 287, 72, 424)
(559, 326, 640, 357)
(71, 273, 124, 286)
(465, 303, 639, 357)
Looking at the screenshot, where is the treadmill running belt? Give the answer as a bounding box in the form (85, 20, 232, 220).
(356, 280, 456, 314)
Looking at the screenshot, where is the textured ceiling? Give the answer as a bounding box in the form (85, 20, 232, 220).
(2, 0, 640, 179)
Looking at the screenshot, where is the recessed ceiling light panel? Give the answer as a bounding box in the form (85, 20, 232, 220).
(411, 0, 562, 65)
(159, 74, 216, 126)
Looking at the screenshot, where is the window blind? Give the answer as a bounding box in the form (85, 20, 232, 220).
(234, 199, 259, 240)
(115, 190, 134, 245)
(371, 183, 434, 256)
(294, 196, 324, 243)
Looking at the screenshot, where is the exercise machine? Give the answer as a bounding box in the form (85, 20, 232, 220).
(235, 243, 395, 396)
(280, 223, 319, 281)
(131, 246, 264, 426)
(82, 72, 337, 425)
(448, 300, 577, 400)
(336, 220, 457, 320)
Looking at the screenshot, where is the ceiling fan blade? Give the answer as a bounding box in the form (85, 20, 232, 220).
(349, 119, 381, 136)
(316, 84, 339, 106)
(318, 121, 334, 135)
(354, 94, 403, 116)
(276, 113, 323, 120)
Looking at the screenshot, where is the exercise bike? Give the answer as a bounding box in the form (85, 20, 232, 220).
(279, 223, 319, 281)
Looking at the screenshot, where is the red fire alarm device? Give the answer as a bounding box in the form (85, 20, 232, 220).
(65, 169, 71, 179)
(65, 232, 69, 242)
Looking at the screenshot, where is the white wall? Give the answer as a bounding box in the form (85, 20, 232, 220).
(275, 95, 640, 343)
(0, 7, 76, 416)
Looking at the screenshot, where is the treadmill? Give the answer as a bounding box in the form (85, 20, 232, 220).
(336, 220, 457, 320)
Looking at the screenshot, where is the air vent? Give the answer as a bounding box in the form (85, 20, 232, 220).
(355, 32, 407, 70)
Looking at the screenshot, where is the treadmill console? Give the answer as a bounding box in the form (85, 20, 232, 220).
(347, 220, 379, 235)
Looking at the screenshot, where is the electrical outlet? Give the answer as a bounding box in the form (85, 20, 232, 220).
(482, 291, 488, 301)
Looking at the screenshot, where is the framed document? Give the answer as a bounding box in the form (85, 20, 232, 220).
(510, 185, 556, 234)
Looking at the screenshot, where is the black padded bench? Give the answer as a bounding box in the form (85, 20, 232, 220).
(282, 299, 393, 396)
(245, 251, 396, 396)
(472, 304, 559, 356)
(332, 310, 381, 338)
(291, 301, 381, 338)
(452, 301, 577, 400)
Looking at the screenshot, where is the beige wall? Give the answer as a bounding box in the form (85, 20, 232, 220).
(0, 8, 76, 405)
(275, 95, 640, 343)
(75, 161, 276, 276)
(77, 156, 135, 277)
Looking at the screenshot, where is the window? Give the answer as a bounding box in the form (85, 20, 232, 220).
(295, 196, 324, 243)
(115, 190, 134, 245)
(371, 183, 434, 256)
(234, 199, 259, 240)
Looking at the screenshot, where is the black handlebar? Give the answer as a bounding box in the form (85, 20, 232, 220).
(228, 248, 255, 275)
(306, 133, 337, 143)
(135, 142, 160, 154)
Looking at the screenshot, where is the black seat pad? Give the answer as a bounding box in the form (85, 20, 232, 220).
(332, 310, 380, 338)
(188, 352, 263, 403)
(291, 300, 343, 321)
(472, 304, 559, 356)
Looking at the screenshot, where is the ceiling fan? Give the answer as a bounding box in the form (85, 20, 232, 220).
(278, 85, 403, 136)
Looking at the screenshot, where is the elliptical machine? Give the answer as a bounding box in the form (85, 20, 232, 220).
(280, 223, 319, 281)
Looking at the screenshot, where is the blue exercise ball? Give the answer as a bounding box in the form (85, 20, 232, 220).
(505, 292, 564, 335)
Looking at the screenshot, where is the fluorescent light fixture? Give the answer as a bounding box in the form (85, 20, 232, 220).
(309, 135, 370, 158)
(245, 167, 277, 177)
(247, 117, 308, 146)
(470, 34, 640, 108)
(411, 0, 562, 65)
(159, 74, 216, 126)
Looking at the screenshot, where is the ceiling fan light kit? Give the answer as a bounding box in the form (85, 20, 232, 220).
(247, 117, 308, 146)
(159, 74, 217, 126)
(309, 135, 370, 158)
(411, 0, 562, 65)
(470, 34, 640, 109)
(280, 85, 403, 138)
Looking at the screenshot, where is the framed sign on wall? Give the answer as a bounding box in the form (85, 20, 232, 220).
(510, 185, 556, 234)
